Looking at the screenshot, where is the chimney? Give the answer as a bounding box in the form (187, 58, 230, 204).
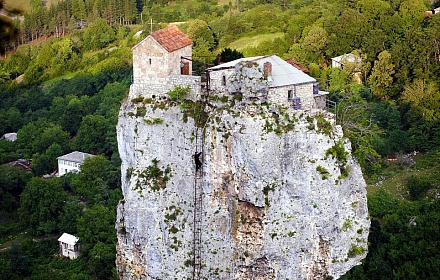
(264, 62, 272, 78)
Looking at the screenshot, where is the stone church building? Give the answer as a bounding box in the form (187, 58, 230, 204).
(132, 26, 327, 109)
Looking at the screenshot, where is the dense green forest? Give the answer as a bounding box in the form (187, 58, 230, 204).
(0, 0, 439, 279)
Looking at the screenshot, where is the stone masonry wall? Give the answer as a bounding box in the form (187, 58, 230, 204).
(133, 38, 192, 85)
(130, 75, 201, 100)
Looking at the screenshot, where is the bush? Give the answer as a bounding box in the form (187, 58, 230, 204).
(168, 85, 190, 101)
(407, 175, 432, 200)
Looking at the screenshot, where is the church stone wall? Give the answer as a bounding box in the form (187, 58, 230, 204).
(133, 38, 192, 85)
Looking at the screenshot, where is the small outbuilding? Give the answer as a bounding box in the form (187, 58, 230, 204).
(57, 151, 94, 176)
(1, 132, 17, 142)
(58, 233, 81, 259)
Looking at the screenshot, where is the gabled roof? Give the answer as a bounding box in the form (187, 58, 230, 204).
(1, 132, 17, 141)
(285, 59, 309, 74)
(133, 26, 193, 53)
(331, 53, 361, 65)
(208, 55, 316, 87)
(57, 151, 94, 164)
(58, 233, 79, 245)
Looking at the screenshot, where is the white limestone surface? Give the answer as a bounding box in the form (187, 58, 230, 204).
(116, 92, 370, 280)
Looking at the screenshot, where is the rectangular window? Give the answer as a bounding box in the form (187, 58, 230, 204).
(222, 75, 226, 86)
(288, 90, 293, 101)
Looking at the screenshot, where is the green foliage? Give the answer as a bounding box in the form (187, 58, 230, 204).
(367, 188, 397, 217)
(83, 18, 116, 51)
(347, 244, 366, 258)
(88, 241, 118, 280)
(0, 165, 32, 212)
(18, 177, 68, 235)
(316, 165, 330, 180)
(72, 115, 111, 155)
(214, 48, 244, 65)
(406, 175, 432, 201)
(134, 159, 172, 192)
(168, 85, 191, 101)
(144, 117, 164, 124)
(77, 203, 117, 252)
(326, 140, 350, 178)
(368, 50, 395, 100)
(72, 155, 120, 206)
(136, 106, 147, 117)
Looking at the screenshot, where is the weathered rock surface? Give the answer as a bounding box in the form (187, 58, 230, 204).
(116, 90, 370, 279)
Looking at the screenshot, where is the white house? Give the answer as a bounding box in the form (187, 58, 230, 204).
(58, 233, 81, 259)
(57, 151, 94, 176)
(207, 55, 328, 110)
(331, 53, 362, 69)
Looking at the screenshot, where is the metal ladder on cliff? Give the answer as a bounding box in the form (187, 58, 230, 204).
(192, 125, 204, 280)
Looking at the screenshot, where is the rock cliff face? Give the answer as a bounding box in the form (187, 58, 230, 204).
(116, 88, 370, 279)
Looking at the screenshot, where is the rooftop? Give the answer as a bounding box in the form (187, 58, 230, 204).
(58, 233, 79, 245)
(144, 25, 193, 53)
(1, 132, 17, 141)
(285, 58, 309, 74)
(57, 151, 94, 163)
(331, 53, 362, 64)
(208, 55, 316, 87)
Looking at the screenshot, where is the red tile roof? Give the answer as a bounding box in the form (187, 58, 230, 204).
(285, 58, 309, 74)
(150, 25, 193, 53)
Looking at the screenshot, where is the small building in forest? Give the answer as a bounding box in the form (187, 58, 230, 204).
(331, 53, 362, 69)
(57, 151, 94, 176)
(58, 233, 81, 259)
(1, 132, 17, 141)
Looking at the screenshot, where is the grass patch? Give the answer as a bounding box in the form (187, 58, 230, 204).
(228, 32, 284, 51)
(366, 147, 440, 199)
(316, 165, 330, 180)
(3, 0, 32, 13)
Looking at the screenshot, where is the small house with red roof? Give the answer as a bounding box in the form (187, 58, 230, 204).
(132, 26, 201, 97)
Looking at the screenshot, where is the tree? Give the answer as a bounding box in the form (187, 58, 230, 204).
(71, 155, 119, 205)
(214, 48, 243, 65)
(19, 177, 68, 235)
(73, 115, 110, 154)
(398, 0, 427, 28)
(407, 175, 432, 200)
(33, 124, 70, 154)
(83, 18, 116, 50)
(0, 165, 32, 212)
(186, 19, 215, 50)
(73, 0, 87, 21)
(77, 204, 116, 246)
(368, 50, 395, 99)
(367, 188, 397, 217)
(59, 197, 84, 233)
(88, 242, 117, 280)
(301, 26, 327, 62)
(401, 79, 440, 122)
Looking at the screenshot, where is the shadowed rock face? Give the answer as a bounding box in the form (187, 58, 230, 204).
(116, 90, 370, 280)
